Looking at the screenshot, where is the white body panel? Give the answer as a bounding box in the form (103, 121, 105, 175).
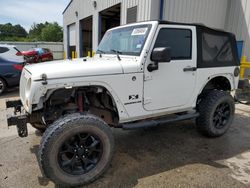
(20, 21, 239, 123)
(143, 25, 197, 111)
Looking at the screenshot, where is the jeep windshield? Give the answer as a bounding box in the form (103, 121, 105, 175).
(97, 24, 152, 56)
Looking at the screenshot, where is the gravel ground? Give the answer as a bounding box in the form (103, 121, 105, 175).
(0, 89, 250, 188)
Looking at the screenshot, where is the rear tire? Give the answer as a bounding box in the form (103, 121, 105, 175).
(38, 113, 114, 186)
(196, 91, 235, 137)
(0, 78, 6, 95)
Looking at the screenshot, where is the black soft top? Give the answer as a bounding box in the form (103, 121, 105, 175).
(158, 20, 240, 68)
(158, 20, 230, 35)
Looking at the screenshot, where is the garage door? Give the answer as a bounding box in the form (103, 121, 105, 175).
(69, 23, 76, 46)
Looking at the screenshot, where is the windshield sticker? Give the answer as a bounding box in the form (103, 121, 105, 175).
(131, 28, 148, 36)
(136, 44, 142, 49)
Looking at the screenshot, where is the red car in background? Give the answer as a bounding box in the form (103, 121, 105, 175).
(20, 48, 53, 63)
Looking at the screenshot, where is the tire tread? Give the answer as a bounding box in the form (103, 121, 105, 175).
(39, 113, 114, 186)
(196, 90, 235, 137)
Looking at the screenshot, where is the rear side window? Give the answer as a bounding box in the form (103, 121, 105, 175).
(154, 28, 192, 60)
(0, 47, 9, 54)
(202, 33, 233, 63)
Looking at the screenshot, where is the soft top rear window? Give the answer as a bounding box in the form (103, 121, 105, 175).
(197, 26, 239, 68)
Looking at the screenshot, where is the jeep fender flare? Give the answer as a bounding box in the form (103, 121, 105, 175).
(192, 74, 235, 106)
(197, 73, 235, 96)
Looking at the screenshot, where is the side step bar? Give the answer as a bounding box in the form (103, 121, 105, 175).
(121, 112, 199, 130)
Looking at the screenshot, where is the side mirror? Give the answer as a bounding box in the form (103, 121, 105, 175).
(151, 47, 171, 63)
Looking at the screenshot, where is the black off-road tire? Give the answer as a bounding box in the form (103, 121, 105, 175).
(38, 113, 114, 187)
(196, 90, 235, 137)
(0, 78, 7, 95)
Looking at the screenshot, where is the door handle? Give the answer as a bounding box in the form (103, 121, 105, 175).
(183, 67, 197, 72)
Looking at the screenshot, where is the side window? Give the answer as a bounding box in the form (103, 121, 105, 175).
(202, 33, 233, 63)
(154, 28, 192, 60)
(0, 47, 9, 54)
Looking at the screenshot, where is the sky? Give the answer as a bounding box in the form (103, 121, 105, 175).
(0, 0, 70, 31)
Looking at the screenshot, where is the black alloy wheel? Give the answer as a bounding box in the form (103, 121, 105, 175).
(213, 102, 231, 129)
(58, 132, 103, 175)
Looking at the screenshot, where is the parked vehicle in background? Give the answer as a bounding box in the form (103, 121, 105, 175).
(0, 45, 24, 95)
(20, 48, 53, 63)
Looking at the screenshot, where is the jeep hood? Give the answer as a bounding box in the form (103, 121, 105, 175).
(24, 58, 125, 80)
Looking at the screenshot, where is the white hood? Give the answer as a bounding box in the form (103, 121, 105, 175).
(24, 58, 125, 80)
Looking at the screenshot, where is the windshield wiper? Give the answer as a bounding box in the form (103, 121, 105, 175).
(111, 49, 122, 61)
(96, 49, 105, 58)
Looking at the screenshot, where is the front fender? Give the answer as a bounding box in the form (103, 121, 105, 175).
(29, 79, 130, 120)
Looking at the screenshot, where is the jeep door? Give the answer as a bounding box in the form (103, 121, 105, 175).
(143, 25, 197, 111)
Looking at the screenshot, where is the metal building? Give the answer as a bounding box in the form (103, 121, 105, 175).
(63, 0, 250, 60)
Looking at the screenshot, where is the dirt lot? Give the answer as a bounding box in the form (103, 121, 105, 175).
(0, 89, 250, 188)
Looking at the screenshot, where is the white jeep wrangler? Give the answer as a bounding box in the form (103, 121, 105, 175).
(6, 21, 242, 186)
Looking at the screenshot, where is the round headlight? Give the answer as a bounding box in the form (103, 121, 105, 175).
(25, 78, 32, 99)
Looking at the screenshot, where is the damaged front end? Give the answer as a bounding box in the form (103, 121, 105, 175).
(235, 79, 250, 104)
(6, 86, 120, 138)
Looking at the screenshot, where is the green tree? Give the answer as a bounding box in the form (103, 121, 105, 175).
(40, 22, 63, 42)
(0, 23, 27, 38)
(29, 22, 49, 40)
(13, 24, 27, 37)
(0, 22, 63, 42)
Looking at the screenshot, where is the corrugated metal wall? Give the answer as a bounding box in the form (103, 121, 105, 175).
(0, 42, 64, 60)
(63, 0, 250, 59)
(163, 0, 228, 29)
(162, 0, 250, 59)
(63, 0, 155, 57)
(226, 0, 250, 59)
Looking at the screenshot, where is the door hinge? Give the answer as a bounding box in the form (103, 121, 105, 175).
(144, 74, 153, 81)
(143, 98, 152, 105)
